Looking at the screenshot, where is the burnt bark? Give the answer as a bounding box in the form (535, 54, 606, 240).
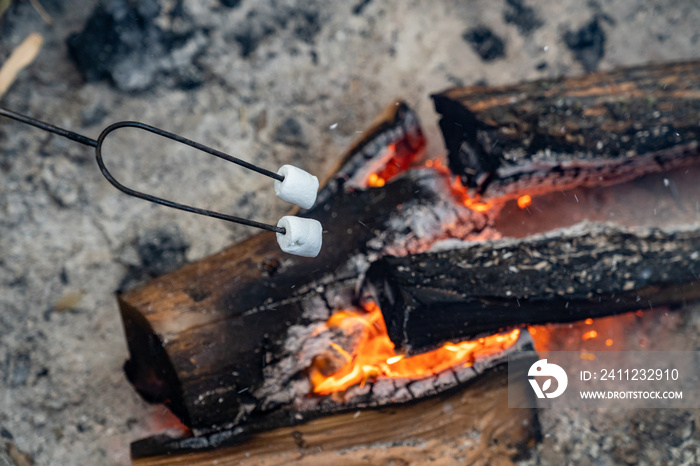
(366, 222, 700, 355)
(433, 61, 700, 201)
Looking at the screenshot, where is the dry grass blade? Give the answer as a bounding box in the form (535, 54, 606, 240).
(0, 32, 44, 99)
(30, 0, 52, 24)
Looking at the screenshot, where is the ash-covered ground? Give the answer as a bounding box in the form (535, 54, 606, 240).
(0, 0, 699, 464)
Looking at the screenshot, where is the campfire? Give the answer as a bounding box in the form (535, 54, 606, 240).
(119, 61, 700, 464)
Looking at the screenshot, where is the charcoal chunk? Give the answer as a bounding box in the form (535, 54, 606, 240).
(273, 117, 309, 148)
(136, 224, 190, 277)
(229, 2, 327, 58)
(463, 26, 506, 62)
(231, 10, 277, 58)
(352, 0, 372, 15)
(66, 0, 206, 92)
(564, 17, 606, 72)
(220, 0, 241, 7)
(503, 0, 544, 36)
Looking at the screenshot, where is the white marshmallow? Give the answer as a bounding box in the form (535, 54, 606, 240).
(276, 216, 323, 257)
(274, 165, 319, 209)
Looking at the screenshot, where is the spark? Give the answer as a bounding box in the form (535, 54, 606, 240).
(386, 355, 404, 365)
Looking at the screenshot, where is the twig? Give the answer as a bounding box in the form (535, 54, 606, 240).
(0, 33, 44, 99)
(30, 0, 52, 25)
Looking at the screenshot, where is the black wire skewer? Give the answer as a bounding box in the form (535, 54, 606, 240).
(0, 107, 286, 234)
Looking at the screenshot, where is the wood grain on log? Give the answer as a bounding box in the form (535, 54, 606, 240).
(132, 361, 538, 466)
(433, 61, 700, 201)
(366, 222, 700, 355)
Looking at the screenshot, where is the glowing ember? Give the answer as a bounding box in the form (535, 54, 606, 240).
(366, 155, 500, 213)
(368, 173, 386, 187)
(309, 302, 520, 395)
(517, 195, 532, 209)
(423, 158, 494, 213)
(580, 352, 596, 361)
(366, 142, 419, 188)
(529, 311, 665, 353)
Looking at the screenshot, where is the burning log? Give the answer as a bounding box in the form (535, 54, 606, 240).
(433, 61, 700, 201)
(367, 222, 700, 355)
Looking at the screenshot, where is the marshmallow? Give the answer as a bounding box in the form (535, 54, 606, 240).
(276, 216, 323, 257)
(274, 165, 319, 209)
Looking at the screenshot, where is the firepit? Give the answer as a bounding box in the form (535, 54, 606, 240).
(119, 61, 700, 463)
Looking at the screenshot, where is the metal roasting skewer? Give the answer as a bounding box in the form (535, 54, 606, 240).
(0, 107, 288, 234)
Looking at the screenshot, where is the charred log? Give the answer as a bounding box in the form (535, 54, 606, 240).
(367, 222, 700, 355)
(433, 61, 700, 201)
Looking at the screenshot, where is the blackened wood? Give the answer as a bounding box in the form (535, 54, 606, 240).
(118, 102, 486, 435)
(366, 222, 700, 355)
(132, 356, 538, 465)
(432, 61, 700, 201)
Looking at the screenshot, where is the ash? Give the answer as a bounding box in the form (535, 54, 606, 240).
(1, 0, 700, 464)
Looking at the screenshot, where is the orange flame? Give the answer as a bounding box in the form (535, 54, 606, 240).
(309, 302, 520, 395)
(423, 159, 493, 213)
(366, 142, 420, 188)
